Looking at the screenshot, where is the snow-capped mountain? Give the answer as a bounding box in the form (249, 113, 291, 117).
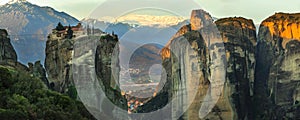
(113, 14, 187, 28)
(0, 0, 79, 64)
(82, 18, 179, 43)
(81, 18, 136, 37)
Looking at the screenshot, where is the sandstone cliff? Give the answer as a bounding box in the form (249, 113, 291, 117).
(161, 9, 213, 60)
(255, 13, 300, 119)
(161, 24, 191, 59)
(190, 9, 214, 31)
(140, 10, 257, 120)
(173, 13, 256, 120)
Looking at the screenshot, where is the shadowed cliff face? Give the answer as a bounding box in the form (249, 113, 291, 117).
(28, 61, 49, 87)
(0, 29, 47, 76)
(0, 29, 30, 72)
(255, 13, 300, 119)
(45, 38, 74, 93)
(212, 17, 256, 120)
(0, 29, 17, 64)
(95, 35, 128, 118)
(45, 33, 128, 119)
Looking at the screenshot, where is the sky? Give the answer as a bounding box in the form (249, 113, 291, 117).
(1, 0, 300, 23)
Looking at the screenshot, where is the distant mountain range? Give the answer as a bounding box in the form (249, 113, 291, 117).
(111, 14, 187, 28)
(81, 18, 190, 44)
(0, 0, 191, 65)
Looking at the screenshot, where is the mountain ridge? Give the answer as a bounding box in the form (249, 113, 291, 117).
(0, 1, 78, 64)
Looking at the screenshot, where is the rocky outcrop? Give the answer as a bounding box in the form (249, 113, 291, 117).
(255, 13, 300, 119)
(0, 29, 48, 75)
(169, 31, 211, 120)
(28, 61, 49, 87)
(140, 9, 210, 118)
(45, 32, 127, 119)
(161, 9, 213, 60)
(161, 24, 191, 59)
(95, 35, 122, 100)
(45, 38, 73, 93)
(173, 15, 256, 120)
(0, 29, 50, 89)
(137, 30, 210, 120)
(212, 17, 256, 119)
(95, 34, 128, 117)
(71, 34, 127, 119)
(190, 9, 214, 31)
(139, 10, 257, 120)
(0, 29, 29, 72)
(0, 29, 17, 64)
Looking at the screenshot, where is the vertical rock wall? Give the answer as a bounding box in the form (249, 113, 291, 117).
(255, 13, 300, 119)
(45, 38, 73, 93)
(149, 10, 257, 120)
(0, 29, 17, 65)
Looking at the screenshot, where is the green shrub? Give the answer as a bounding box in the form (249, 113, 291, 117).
(0, 67, 13, 89)
(0, 109, 29, 120)
(0, 67, 96, 119)
(67, 85, 78, 99)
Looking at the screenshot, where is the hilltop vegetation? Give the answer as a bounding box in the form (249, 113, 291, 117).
(0, 66, 95, 120)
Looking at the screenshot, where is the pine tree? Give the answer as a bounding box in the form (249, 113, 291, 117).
(56, 22, 65, 31)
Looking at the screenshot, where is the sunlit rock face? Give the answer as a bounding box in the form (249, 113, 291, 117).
(255, 13, 300, 119)
(190, 9, 214, 31)
(161, 24, 191, 59)
(260, 13, 300, 49)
